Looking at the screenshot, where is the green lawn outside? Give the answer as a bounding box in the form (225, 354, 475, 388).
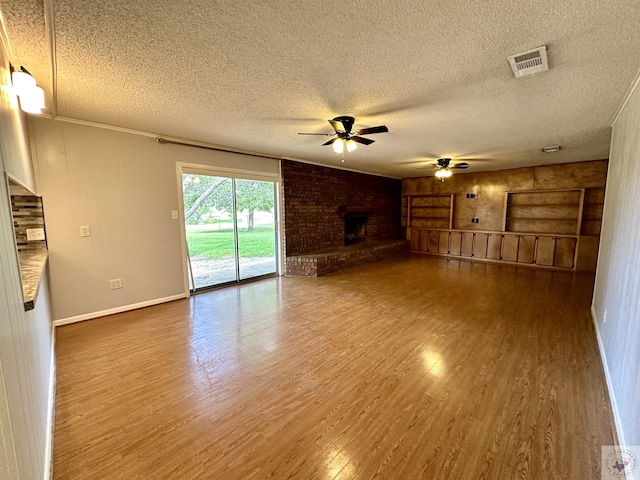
(186, 225, 275, 259)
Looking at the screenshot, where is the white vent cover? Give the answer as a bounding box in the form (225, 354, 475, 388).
(508, 46, 549, 78)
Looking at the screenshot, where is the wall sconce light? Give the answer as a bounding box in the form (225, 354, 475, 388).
(10, 65, 45, 114)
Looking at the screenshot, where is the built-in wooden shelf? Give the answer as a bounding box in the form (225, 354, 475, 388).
(404, 194, 454, 236)
(504, 189, 584, 235)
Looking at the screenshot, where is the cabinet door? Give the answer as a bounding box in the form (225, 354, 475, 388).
(449, 232, 462, 256)
(487, 234, 503, 260)
(460, 232, 474, 257)
(428, 231, 440, 253)
(474, 233, 488, 258)
(554, 237, 577, 268)
(410, 229, 420, 251)
(418, 230, 429, 252)
(536, 236, 556, 266)
(501, 235, 519, 262)
(438, 231, 450, 254)
(517, 235, 536, 264)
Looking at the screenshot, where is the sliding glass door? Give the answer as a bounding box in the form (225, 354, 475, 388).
(182, 172, 278, 292)
(235, 178, 277, 280)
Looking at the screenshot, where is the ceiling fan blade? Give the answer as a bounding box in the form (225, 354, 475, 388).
(329, 119, 345, 133)
(452, 162, 470, 169)
(350, 136, 375, 145)
(356, 125, 389, 135)
(298, 132, 334, 135)
(322, 137, 339, 146)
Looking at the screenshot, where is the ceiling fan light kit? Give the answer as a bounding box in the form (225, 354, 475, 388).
(430, 157, 469, 181)
(299, 116, 388, 161)
(435, 168, 452, 181)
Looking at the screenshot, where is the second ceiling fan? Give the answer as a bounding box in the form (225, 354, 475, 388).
(430, 158, 469, 181)
(298, 116, 388, 154)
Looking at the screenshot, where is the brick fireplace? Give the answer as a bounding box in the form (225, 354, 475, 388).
(344, 213, 367, 246)
(281, 160, 408, 276)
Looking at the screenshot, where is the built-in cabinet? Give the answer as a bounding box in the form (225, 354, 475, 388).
(410, 229, 579, 269)
(580, 188, 605, 235)
(504, 189, 584, 235)
(406, 187, 601, 271)
(403, 194, 453, 232)
(402, 161, 608, 271)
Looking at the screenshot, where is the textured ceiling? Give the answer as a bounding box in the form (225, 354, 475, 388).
(2, 0, 640, 178)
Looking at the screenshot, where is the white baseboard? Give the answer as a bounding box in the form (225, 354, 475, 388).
(43, 325, 55, 480)
(53, 294, 187, 327)
(591, 305, 626, 449)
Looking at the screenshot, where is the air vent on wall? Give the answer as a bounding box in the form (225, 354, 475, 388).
(508, 46, 549, 78)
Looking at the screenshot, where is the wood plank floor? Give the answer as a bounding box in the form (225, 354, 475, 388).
(53, 255, 616, 479)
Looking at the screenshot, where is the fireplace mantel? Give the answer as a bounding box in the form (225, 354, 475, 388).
(338, 206, 374, 219)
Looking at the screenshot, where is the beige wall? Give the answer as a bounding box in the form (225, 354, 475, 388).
(0, 38, 53, 480)
(593, 75, 640, 446)
(29, 118, 280, 321)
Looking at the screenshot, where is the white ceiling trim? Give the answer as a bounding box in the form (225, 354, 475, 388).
(40, 114, 400, 179)
(611, 66, 640, 127)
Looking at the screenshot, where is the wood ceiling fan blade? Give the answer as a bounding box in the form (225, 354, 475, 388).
(298, 132, 334, 135)
(350, 136, 375, 145)
(328, 119, 344, 132)
(330, 116, 355, 133)
(322, 137, 339, 146)
(356, 125, 388, 135)
(451, 162, 469, 169)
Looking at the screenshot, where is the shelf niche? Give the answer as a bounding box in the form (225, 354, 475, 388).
(404, 194, 454, 236)
(504, 189, 584, 235)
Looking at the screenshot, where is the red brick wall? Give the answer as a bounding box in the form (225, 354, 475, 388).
(281, 160, 402, 256)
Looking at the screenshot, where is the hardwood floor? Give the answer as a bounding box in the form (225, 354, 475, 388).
(53, 255, 616, 479)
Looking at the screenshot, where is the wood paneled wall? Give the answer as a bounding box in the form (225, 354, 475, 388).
(593, 76, 640, 446)
(402, 160, 608, 231)
(0, 39, 53, 480)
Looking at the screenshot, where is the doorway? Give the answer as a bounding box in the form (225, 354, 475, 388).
(181, 171, 279, 292)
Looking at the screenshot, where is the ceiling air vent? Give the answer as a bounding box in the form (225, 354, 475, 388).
(508, 46, 549, 78)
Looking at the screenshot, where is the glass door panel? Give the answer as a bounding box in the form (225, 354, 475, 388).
(235, 179, 277, 280)
(183, 173, 278, 292)
(183, 174, 237, 290)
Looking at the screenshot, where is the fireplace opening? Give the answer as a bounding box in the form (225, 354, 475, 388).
(344, 214, 367, 246)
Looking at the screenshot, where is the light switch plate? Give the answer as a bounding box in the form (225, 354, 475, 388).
(26, 228, 45, 241)
(80, 225, 91, 237)
(171, 210, 179, 220)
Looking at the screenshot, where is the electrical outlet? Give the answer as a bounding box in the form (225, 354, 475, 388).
(109, 278, 123, 290)
(80, 225, 91, 237)
(26, 228, 45, 241)
(171, 210, 179, 220)
(603, 309, 607, 323)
